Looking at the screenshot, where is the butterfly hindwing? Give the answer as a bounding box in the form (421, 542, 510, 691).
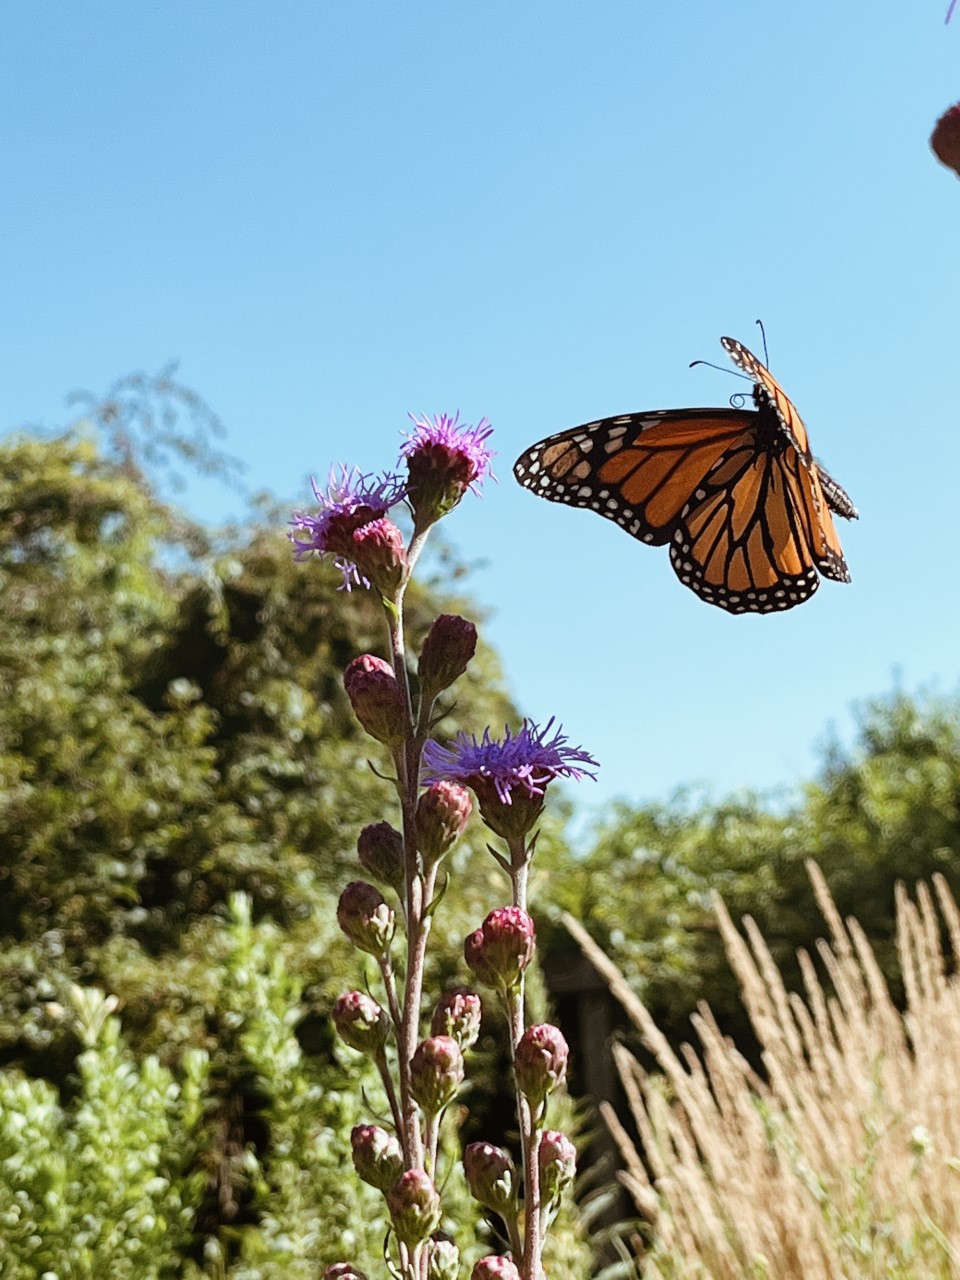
(668, 437, 821, 612)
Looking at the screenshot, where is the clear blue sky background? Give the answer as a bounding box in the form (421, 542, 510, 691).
(2, 2, 957, 814)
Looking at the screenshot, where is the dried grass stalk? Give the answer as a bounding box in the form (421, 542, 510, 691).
(564, 863, 960, 1279)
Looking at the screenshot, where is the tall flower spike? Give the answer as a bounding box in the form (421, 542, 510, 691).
(290, 465, 406, 590)
(401, 412, 495, 529)
(422, 718, 598, 839)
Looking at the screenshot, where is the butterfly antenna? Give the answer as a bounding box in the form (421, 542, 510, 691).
(755, 318, 769, 366)
(689, 358, 752, 382)
(947, 0, 957, 22)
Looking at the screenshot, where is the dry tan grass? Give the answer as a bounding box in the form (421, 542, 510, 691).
(565, 863, 960, 1279)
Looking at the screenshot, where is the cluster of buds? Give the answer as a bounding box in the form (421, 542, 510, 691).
(300, 415, 591, 1279)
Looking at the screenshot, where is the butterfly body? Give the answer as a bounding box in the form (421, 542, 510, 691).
(513, 339, 857, 614)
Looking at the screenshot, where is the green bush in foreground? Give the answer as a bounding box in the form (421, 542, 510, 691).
(0, 986, 207, 1279)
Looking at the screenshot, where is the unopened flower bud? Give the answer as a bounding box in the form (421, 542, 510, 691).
(343, 654, 407, 747)
(931, 103, 960, 178)
(351, 517, 408, 596)
(357, 822, 406, 893)
(332, 991, 389, 1055)
(337, 881, 395, 956)
(416, 781, 472, 866)
(386, 1169, 442, 1247)
(432, 989, 482, 1049)
(350, 1123, 404, 1191)
(471, 1257, 521, 1280)
(410, 1035, 464, 1114)
(514, 1023, 568, 1107)
(463, 1142, 520, 1217)
(538, 1129, 577, 1204)
(426, 1235, 460, 1280)
(418, 614, 478, 695)
(325, 1266, 370, 1280)
(464, 907, 535, 990)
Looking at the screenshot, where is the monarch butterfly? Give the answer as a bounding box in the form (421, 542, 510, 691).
(513, 338, 858, 614)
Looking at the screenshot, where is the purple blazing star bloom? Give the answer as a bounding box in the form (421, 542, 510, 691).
(401, 412, 495, 529)
(421, 718, 598, 806)
(402, 412, 495, 492)
(289, 465, 406, 590)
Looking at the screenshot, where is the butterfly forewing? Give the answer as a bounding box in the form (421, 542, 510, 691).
(720, 337, 813, 462)
(513, 409, 756, 547)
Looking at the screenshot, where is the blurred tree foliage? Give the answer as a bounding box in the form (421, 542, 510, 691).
(554, 692, 960, 1056)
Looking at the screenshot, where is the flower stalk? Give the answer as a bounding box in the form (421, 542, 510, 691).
(295, 414, 589, 1279)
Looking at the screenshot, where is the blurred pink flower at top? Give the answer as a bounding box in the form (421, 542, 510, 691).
(931, 103, 960, 178)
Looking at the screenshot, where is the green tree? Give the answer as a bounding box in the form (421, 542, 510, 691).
(557, 692, 960, 1054)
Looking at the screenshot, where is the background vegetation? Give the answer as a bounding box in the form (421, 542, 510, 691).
(1, 382, 959, 1276)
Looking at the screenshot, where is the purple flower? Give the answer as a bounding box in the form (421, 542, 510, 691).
(290, 466, 406, 590)
(423, 717, 597, 838)
(401, 412, 495, 527)
(422, 718, 598, 807)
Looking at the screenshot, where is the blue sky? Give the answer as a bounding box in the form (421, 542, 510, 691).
(2, 2, 958, 814)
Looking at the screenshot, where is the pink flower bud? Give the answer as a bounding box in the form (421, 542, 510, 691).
(357, 822, 405, 893)
(343, 654, 407, 747)
(931, 102, 960, 178)
(350, 1123, 404, 1191)
(538, 1129, 577, 1204)
(410, 1035, 464, 1114)
(426, 1235, 460, 1280)
(514, 1023, 568, 1107)
(350, 516, 408, 596)
(464, 907, 535, 990)
(386, 1169, 442, 1247)
(416, 781, 472, 866)
(337, 881, 395, 957)
(471, 1258, 521, 1280)
(431, 989, 482, 1049)
(470, 776, 545, 841)
(463, 1142, 519, 1217)
(332, 991, 389, 1055)
(418, 614, 478, 695)
(325, 1265, 370, 1280)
